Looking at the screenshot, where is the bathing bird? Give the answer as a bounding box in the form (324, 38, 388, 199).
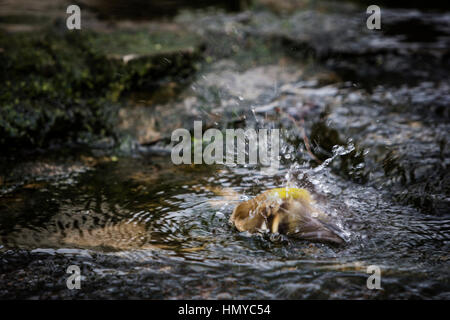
(230, 188, 344, 244)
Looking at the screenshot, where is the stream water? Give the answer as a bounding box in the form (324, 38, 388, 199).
(0, 142, 448, 299)
(0, 0, 449, 300)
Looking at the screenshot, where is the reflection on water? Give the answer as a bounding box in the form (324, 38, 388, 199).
(0, 152, 448, 299)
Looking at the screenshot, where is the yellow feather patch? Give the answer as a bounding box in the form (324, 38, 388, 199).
(268, 188, 312, 201)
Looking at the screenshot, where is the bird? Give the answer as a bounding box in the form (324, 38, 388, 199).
(230, 188, 345, 244)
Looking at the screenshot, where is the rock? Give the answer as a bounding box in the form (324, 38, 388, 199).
(216, 292, 232, 299)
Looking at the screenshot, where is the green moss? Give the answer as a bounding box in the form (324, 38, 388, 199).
(0, 14, 51, 25)
(0, 27, 203, 150)
(90, 30, 202, 56)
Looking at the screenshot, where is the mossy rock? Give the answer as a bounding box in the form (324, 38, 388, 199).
(0, 28, 204, 150)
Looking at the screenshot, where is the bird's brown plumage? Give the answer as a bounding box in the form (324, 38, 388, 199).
(230, 188, 344, 244)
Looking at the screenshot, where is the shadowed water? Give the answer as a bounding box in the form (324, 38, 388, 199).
(0, 151, 448, 299)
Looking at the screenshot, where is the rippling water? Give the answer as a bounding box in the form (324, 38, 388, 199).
(1, 151, 448, 299)
(0, 0, 449, 300)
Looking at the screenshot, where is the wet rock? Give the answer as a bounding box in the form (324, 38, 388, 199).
(321, 82, 450, 215)
(77, 0, 245, 20)
(216, 292, 232, 299)
(184, 5, 450, 87)
(92, 29, 204, 92)
(0, 22, 203, 150)
(117, 61, 304, 145)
